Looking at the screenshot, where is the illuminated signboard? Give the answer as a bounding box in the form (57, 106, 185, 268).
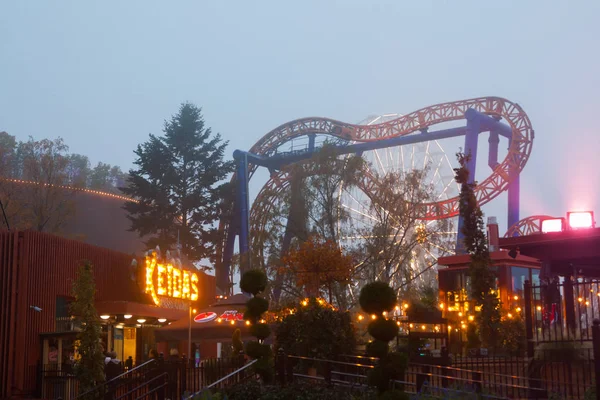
(145, 252, 199, 306)
(194, 310, 244, 324)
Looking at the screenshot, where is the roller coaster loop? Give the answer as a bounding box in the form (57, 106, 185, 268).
(216, 97, 534, 294)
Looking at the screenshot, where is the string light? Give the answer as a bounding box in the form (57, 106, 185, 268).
(458, 312, 463, 317)
(0, 177, 138, 202)
(358, 315, 364, 321)
(371, 314, 377, 320)
(421, 325, 426, 330)
(516, 307, 522, 312)
(536, 306, 542, 311)
(245, 320, 250, 326)
(301, 300, 308, 306)
(468, 315, 474, 321)
(513, 295, 519, 301)
(439, 303, 444, 309)
(578, 297, 583, 303)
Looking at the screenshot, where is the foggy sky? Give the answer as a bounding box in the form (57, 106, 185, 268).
(2, 1, 600, 235)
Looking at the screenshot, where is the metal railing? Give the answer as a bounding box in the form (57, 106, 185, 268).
(185, 359, 257, 400)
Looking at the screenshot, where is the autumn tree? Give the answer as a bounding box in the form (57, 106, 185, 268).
(283, 236, 353, 303)
(16, 137, 76, 232)
(64, 154, 90, 188)
(353, 168, 453, 297)
(455, 152, 501, 349)
(122, 103, 234, 266)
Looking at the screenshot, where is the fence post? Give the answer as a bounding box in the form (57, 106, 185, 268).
(564, 275, 577, 336)
(276, 349, 286, 386)
(472, 371, 482, 393)
(592, 319, 600, 400)
(524, 280, 535, 358)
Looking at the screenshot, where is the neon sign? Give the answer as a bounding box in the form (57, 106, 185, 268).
(194, 310, 244, 324)
(145, 252, 199, 306)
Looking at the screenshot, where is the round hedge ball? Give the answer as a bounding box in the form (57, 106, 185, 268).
(366, 340, 389, 358)
(245, 296, 269, 320)
(250, 323, 271, 340)
(368, 319, 399, 343)
(359, 281, 397, 315)
(240, 269, 268, 296)
(245, 340, 264, 359)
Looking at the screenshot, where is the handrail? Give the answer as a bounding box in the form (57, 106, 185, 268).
(74, 359, 156, 399)
(185, 359, 257, 400)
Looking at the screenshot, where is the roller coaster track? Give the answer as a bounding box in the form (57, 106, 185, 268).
(504, 215, 552, 237)
(217, 96, 534, 292)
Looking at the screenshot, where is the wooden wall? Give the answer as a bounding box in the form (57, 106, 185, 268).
(0, 230, 216, 397)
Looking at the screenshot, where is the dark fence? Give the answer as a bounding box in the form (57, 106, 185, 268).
(41, 355, 247, 400)
(528, 278, 600, 343)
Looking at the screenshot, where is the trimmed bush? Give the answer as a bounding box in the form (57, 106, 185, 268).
(240, 269, 268, 295)
(245, 296, 269, 320)
(368, 319, 398, 342)
(245, 341, 265, 359)
(359, 282, 397, 315)
(366, 340, 389, 358)
(250, 323, 271, 341)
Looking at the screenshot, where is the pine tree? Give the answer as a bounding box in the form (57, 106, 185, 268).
(122, 103, 234, 266)
(454, 152, 501, 349)
(71, 261, 105, 397)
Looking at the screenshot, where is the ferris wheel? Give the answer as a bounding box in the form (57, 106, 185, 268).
(336, 114, 459, 294)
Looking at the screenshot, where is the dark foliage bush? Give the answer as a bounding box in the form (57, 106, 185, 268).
(359, 282, 397, 315)
(275, 298, 355, 360)
(221, 381, 377, 400)
(240, 269, 268, 295)
(367, 319, 399, 342)
(366, 340, 389, 358)
(246, 341, 271, 359)
(250, 323, 271, 340)
(245, 297, 269, 321)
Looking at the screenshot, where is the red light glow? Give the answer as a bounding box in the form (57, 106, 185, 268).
(568, 211, 595, 229)
(541, 218, 564, 233)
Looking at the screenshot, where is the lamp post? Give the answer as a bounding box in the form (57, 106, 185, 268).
(188, 304, 192, 361)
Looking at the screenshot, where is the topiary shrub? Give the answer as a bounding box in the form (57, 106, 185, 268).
(359, 281, 397, 315)
(250, 323, 271, 341)
(240, 269, 268, 296)
(367, 319, 399, 343)
(366, 340, 389, 358)
(240, 269, 273, 384)
(245, 297, 269, 321)
(359, 281, 406, 397)
(232, 329, 244, 354)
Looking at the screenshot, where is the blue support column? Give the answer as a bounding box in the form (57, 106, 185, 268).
(308, 134, 316, 151)
(456, 114, 481, 253)
(507, 137, 520, 235)
(488, 131, 500, 170)
(235, 152, 250, 273)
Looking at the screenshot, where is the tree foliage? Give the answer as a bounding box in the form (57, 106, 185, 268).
(454, 152, 501, 348)
(71, 261, 105, 396)
(121, 103, 234, 266)
(282, 236, 353, 300)
(275, 298, 356, 360)
(0, 131, 130, 232)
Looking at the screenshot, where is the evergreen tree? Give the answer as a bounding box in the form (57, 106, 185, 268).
(454, 152, 501, 349)
(122, 103, 234, 266)
(71, 261, 105, 397)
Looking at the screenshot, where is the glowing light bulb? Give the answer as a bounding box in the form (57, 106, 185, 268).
(371, 314, 376, 320)
(468, 315, 474, 321)
(230, 320, 235, 325)
(513, 295, 519, 301)
(245, 321, 250, 326)
(100, 315, 110, 320)
(358, 315, 364, 321)
(536, 306, 542, 311)
(124, 315, 132, 319)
